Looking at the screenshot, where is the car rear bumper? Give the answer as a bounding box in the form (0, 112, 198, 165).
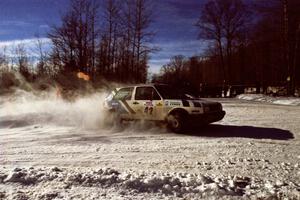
(188, 110, 226, 124)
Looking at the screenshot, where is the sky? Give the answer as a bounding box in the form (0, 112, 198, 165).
(0, 0, 206, 73)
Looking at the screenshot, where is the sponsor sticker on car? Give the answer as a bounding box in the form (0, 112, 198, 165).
(164, 101, 169, 106)
(156, 101, 163, 106)
(169, 101, 181, 106)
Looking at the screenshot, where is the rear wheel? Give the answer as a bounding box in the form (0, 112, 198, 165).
(167, 113, 185, 133)
(112, 112, 123, 127)
(104, 110, 123, 129)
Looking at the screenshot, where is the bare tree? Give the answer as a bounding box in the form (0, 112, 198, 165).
(34, 34, 51, 76)
(196, 0, 248, 85)
(0, 46, 9, 72)
(132, 0, 154, 82)
(251, 0, 300, 95)
(48, 0, 154, 83)
(49, 0, 99, 75)
(158, 55, 187, 85)
(282, 0, 300, 95)
(99, 0, 122, 78)
(14, 44, 32, 80)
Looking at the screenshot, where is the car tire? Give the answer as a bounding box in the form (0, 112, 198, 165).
(104, 110, 123, 128)
(112, 112, 123, 127)
(167, 113, 185, 133)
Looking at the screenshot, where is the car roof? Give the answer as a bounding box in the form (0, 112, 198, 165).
(117, 83, 168, 90)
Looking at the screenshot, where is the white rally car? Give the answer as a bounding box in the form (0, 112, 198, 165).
(104, 84, 225, 132)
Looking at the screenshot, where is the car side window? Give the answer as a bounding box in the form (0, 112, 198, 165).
(114, 88, 133, 100)
(135, 87, 161, 100)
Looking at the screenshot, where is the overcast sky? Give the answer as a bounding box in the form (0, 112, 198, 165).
(0, 0, 206, 73)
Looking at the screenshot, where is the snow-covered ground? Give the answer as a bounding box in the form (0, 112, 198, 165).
(0, 91, 300, 199)
(237, 94, 300, 106)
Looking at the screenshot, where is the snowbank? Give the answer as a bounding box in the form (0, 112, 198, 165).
(1, 167, 299, 199)
(237, 94, 300, 106)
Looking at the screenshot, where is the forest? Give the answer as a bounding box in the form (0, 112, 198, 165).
(0, 0, 299, 96)
(154, 0, 300, 96)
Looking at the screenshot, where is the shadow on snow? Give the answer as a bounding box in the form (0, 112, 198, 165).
(182, 124, 294, 140)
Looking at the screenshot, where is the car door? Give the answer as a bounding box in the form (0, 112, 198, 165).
(130, 86, 162, 120)
(112, 87, 134, 119)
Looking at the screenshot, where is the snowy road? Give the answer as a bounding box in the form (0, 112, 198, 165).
(0, 94, 299, 199)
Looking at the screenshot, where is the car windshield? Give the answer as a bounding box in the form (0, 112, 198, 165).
(155, 85, 195, 99)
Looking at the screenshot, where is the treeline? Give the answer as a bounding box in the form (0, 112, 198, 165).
(49, 0, 154, 83)
(1, 0, 299, 96)
(155, 0, 300, 96)
(0, 0, 154, 90)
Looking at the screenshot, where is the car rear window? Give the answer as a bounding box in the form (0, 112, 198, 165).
(113, 87, 133, 100)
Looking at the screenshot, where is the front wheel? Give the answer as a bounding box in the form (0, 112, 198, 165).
(167, 113, 185, 133)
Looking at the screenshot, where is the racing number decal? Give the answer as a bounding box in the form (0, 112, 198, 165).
(144, 101, 153, 115)
(144, 106, 153, 115)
